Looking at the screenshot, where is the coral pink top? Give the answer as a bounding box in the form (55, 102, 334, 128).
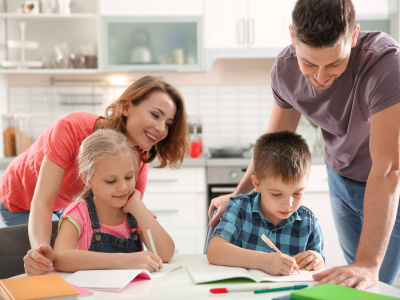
(0, 112, 149, 212)
(60, 199, 156, 251)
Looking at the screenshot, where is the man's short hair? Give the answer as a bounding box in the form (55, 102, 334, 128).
(292, 0, 356, 48)
(253, 131, 311, 183)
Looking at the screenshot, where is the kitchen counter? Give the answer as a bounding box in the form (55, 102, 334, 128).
(0, 154, 326, 170)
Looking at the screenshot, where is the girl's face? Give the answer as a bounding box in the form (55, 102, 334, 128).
(85, 152, 136, 210)
(122, 90, 177, 151)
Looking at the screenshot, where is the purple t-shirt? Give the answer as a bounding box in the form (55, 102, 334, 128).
(272, 31, 400, 182)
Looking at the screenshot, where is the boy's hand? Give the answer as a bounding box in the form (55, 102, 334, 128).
(294, 250, 324, 271)
(260, 253, 298, 276)
(123, 189, 143, 215)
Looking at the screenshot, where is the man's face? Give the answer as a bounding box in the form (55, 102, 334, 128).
(289, 25, 359, 91)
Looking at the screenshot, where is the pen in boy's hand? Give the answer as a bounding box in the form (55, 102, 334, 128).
(261, 234, 300, 273)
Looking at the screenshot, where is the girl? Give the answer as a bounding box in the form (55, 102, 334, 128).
(0, 76, 188, 275)
(53, 129, 174, 272)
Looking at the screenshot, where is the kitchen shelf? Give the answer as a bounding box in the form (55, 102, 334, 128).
(0, 13, 97, 20)
(0, 69, 99, 74)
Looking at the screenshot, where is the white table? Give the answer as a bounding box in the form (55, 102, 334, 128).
(12, 255, 400, 300)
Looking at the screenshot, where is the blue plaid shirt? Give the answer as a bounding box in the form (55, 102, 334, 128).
(212, 192, 324, 260)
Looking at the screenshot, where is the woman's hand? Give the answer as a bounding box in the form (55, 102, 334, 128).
(208, 193, 232, 227)
(128, 251, 163, 272)
(294, 250, 324, 271)
(260, 253, 298, 276)
(23, 244, 54, 276)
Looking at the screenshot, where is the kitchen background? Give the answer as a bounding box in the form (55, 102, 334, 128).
(0, 0, 399, 287)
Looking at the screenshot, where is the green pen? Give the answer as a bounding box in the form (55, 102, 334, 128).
(254, 284, 308, 294)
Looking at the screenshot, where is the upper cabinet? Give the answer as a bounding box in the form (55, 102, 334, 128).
(98, 0, 204, 16)
(101, 17, 202, 72)
(204, 0, 296, 49)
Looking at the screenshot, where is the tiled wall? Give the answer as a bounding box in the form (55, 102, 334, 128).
(6, 84, 317, 151)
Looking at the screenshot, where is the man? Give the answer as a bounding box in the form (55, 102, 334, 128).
(208, 0, 400, 290)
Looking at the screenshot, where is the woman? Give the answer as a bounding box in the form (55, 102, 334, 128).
(0, 76, 188, 275)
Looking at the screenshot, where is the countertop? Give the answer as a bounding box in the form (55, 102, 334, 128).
(0, 154, 325, 170)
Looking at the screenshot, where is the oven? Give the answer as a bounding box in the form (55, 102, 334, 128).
(206, 165, 249, 209)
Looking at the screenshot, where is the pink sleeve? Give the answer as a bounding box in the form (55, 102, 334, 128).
(135, 161, 148, 196)
(43, 118, 81, 169)
(60, 201, 87, 239)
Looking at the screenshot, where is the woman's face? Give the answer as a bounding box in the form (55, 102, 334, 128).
(122, 90, 177, 151)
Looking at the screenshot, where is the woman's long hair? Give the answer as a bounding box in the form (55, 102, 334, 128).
(104, 76, 189, 169)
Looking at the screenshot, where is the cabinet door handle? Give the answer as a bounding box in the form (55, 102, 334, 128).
(211, 187, 237, 193)
(248, 18, 255, 45)
(148, 179, 178, 182)
(150, 209, 179, 213)
(241, 18, 246, 44)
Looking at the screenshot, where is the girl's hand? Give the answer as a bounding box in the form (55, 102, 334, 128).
(128, 251, 163, 272)
(24, 244, 55, 276)
(123, 189, 143, 215)
(260, 253, 298, 276)
(294, 250, 324, 271)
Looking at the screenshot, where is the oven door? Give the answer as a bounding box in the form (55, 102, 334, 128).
(207, 184, 237, 209)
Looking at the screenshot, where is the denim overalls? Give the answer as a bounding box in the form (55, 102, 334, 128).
(84, 197, 142, 253)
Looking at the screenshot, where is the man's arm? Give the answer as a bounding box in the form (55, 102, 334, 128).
(208, 103, 301, 226)
(313, 101, 400, 289)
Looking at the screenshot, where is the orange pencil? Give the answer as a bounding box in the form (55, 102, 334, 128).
(261, 234, 300, 273)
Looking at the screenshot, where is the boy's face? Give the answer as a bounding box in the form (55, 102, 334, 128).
(251, 173, 308, 226)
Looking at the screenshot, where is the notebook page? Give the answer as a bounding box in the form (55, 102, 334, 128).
(248, 269, 315, 282)
(66, 269, 151, 291)
(186, 265, 255, 284)
(150, 264, 182, 280)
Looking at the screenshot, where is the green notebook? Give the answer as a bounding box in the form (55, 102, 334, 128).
(290, 284, 400, 300)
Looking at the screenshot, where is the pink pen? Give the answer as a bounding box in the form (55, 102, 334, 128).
(261, 234, 300, 273)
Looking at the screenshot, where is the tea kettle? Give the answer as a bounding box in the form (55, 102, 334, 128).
(130, 29, 152, 63)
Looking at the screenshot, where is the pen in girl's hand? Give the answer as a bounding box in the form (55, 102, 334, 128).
(146, 227, 160, 271)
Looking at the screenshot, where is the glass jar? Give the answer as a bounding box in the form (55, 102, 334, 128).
(3, 114, 18, 157)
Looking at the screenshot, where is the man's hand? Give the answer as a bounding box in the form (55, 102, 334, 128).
(312, 263, 379, 290)
(294, 250, 324, 271)
(208, 194, 232, 227)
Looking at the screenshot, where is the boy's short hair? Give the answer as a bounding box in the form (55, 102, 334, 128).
(253, 131, 311, 183)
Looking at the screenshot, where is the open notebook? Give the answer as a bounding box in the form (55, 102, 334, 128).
(186, 265, 315, 284)
(65, 264, 181, 291)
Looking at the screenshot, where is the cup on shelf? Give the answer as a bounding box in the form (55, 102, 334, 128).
(41, 0, 56, 13)
(84, 55, 97, 68)
(58, 0, 71, 14)
(52, 56, 70, 69)
(80, 43, 96, 56)
(70, 53, 85, 68)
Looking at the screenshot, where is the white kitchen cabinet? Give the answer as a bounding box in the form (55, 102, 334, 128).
(352, 0, 398, 17)
(144, 167, 207, 254)
(204, 0, 295, 49)
(98, 0, 204, 16)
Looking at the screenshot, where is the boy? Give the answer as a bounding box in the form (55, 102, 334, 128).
(207, 131, 324, 276)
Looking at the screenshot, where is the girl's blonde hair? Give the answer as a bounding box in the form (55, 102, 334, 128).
(103, 75, 189, 169)
(76, 129, 139, 200)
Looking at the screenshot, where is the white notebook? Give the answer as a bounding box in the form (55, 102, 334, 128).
(186, 265, 315, 284)
(65, 264, 181, 291)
